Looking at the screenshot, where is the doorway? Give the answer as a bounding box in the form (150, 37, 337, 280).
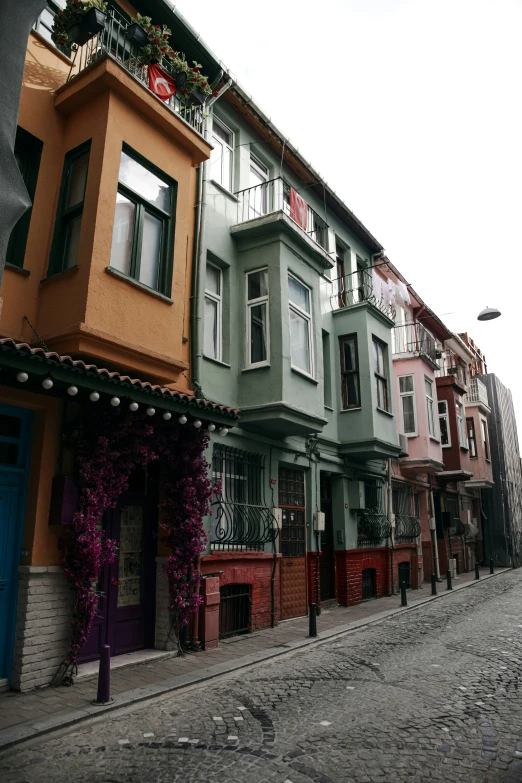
(0, 404, 33, 683)
(79, 469, 157, 663)
(319, 474, 336, 600)
(279, 468, 307, 620)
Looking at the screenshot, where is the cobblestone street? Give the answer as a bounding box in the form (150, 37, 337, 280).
(2, 570, 522, 782)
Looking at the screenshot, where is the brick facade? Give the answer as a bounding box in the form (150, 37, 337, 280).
(334, 545, 418, 607)
(12, 566, 73, 692)
(307, 553, 321, 610)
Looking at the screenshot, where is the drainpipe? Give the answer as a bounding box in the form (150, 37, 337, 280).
(387, 458, 394, 595)
(429, 485, 441, 580)
(189, 76, 233, 398)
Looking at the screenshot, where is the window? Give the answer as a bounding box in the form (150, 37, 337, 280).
(398, 375, 416, 434)
(467, 417, 477, 458)
(249, 154, 268, 218)
(6, 127, 43, 269)
(289, 274, 313, 376)
(335, 242, 346, 307)
(279, 468, 305, 557)
(210, 118, 233, 191)
(438, 400, 451, 446)
(48, 140, 91, 276)
(246, 268, 269, 367)
(373, 338, 389, 411)
(356, 259, 367, 303)
(481, 418, 490, 460)
(425, 377, 436, 437)
(109, 147, 175, 295)
(322, 332, 332, 408)
(204, 263, 222, 360)
(456, 400, 468, 448)
(34, 1, 65, 45)
(339, 334, 360, 409)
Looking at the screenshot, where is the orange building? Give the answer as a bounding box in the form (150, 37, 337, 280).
(0, 1, 237, 691)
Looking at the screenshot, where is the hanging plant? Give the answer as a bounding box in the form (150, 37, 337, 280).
(131, 13, 175, 64)
(51, 0, 108, 49)
(53, 409, 215, 685)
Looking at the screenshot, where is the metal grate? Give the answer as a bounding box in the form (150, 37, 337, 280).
(211, 446, 277, 550)
(393, 481, 421, 542)
(362, 568, 376, 600)
(219, 584, 251, 639)
(358, 477, 391, 545)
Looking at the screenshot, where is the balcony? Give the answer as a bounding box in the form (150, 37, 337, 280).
(66, 10, 204, 135)
(331, 269, 395, 321)
(392, 322, 440, 368)
(464, 377, 490, 411)
(234, 177, 330, 253)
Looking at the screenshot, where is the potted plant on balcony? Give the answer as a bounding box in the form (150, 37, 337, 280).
(182, 62, 215, 105)
(125, 21, 148, 48)
(130, 13, 175, 64)
(52, 0, 108, 49)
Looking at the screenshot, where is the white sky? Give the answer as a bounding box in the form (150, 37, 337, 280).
(173, 0, 522, 443)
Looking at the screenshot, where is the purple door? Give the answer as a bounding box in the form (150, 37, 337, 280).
(79, 491, 156, 663)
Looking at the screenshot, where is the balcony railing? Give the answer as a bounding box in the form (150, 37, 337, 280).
(464, 377, 489, 408)
(331, 269, 396, 320)
(210, 501, 278, 551)
(67, 10, 204, 135)
(395, 515, 421, 542)
(393, 322, 439, 363)
(234, 177, 329, 250)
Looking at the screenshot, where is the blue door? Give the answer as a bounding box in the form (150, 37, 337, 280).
(0, 404, 32, 683)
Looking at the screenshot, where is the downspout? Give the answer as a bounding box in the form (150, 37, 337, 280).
(387, 458, 394, 595)
(429, 478, 441, 580)
(189, 76, 233, 398)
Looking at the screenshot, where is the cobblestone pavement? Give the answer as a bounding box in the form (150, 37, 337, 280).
(2, 570, 522, 782)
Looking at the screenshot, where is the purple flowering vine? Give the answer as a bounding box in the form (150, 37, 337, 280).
(54, 410, 213, 685)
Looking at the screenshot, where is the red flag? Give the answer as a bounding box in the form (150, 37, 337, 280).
(148, 64, 176, 101)
(289, 187, 308, 231)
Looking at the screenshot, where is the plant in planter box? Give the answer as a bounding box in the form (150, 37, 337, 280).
(180, 61, 217, 105)
(131, 13, 175, 64)
(52, 0, 108, 49)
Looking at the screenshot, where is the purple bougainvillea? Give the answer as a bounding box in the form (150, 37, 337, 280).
(55, 410, 213, 685)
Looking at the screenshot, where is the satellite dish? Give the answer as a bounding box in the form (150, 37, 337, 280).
(477, 306, 501, 321)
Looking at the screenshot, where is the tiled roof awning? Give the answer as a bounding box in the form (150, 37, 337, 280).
(0, 338, 239, 424)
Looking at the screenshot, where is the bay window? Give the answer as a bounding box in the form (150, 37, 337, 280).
(425, 377, 436, 437)
(249, 155, 268, 218)
(340, 334, 360, 409)
(398, 375, 416, 434)
(289, 274, 313, 376)
(204, 263, 222, 360)
(210, 118, 234, 191)
(109, 147, 175, 295)
(246, 268, 269, 367)
(373, 337, 389, 411)
(438, 400, 451, 446)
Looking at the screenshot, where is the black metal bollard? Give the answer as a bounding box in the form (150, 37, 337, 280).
(431, 573, 437, 595)
(490, 558, 494, 574)
(475, 562, 480, 580)
(308, 603, 317, 638)
(94, 644, 111, 705)
(446, 570, 453, 590)
(400, 581, 407, 607)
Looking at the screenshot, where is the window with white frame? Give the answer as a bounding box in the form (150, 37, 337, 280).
(467, 417, 477, 458)
(481, 417, 490, 460)
(373, 337, 389, 411)
(204, 262, 222, 360)
(438, 400, 451, 446)
(398, 375, 416, 435)
(289, 274, 313, 375)
(455, 400, 468, 447)
(210, 118, 234, 191)
(246, 268, 269, 367)
(249, 155, 269, 218)
(425, 377, 436, 437)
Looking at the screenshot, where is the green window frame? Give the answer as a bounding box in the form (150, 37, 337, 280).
(108, 145, 176, 296)
(48, 139, 91, 277)
(6, 127, 43, 270)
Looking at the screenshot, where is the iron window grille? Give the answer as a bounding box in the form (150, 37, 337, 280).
(211, 445, 277, 550)
(392, 481, 421, 542)
(219, 584, 251, 639)
(358, 477, 391, 545)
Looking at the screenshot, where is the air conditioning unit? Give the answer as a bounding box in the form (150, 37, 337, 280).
(313, 511, 325, 532)
(347, 480, 365, 510)
(272, 508, 282, 529)
(399, 433, 409, 457)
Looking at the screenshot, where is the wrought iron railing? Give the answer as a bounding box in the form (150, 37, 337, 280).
(464, 377, 489, 408)
(234, 177, 329, 250)
(66, 9, 204, 135)
(393, 322, 439, 363)
(395, 515, 421, 542)
(331, 269, 395, 320)
(357, 513, 392, 545)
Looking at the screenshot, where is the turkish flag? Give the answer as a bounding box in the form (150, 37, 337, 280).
(289, 187, 308, 231)
(148, 64, 176, 101)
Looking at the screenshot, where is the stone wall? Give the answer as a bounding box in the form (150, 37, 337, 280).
(154, 557, 176, 651)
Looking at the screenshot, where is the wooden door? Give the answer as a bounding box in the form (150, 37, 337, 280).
(279, 469, 307, 620)
(319, 474, 336, 600)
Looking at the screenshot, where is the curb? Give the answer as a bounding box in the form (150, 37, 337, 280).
(0, 567, 511, 753)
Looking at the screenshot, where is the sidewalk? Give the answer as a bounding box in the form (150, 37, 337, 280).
(0, 567, 509, 751)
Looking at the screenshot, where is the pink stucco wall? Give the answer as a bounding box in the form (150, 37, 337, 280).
(393, 356, 443, 465)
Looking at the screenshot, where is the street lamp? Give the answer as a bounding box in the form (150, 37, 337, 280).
(477, 306, 501, 321)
